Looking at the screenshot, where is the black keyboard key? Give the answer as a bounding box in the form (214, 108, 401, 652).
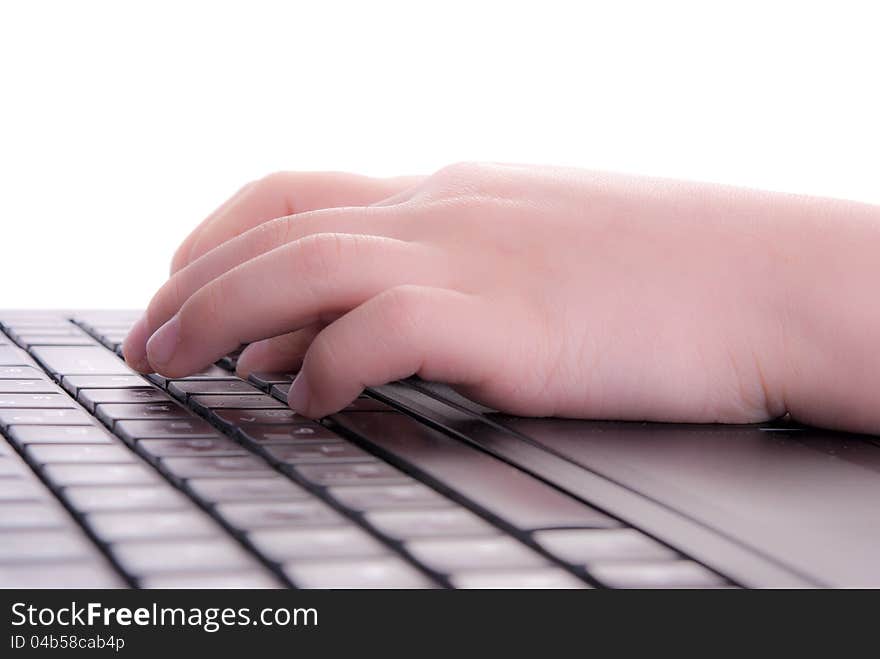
(159, 455, 274, 480)
(273, 389, 390, 411)
(1, 318, 72, 329)
(0, 408, 94, 428)
(0, 346, 34, 366)
(7, 328, 82, 341)
(78, 388, 171, 412)
(366, 508, 498, 540)
(148, 365, 230, 389)
(0, 393, 76, 408)
(31, 345, 133, 376)
(0, 458, 27, 477)
(238, 423, 340, 444)
(0, 529, 94, 562)
(115, 418, 221, 442)
(532, 529, 677, 564)
(333, 411, 620, 532)
(329, 484, 452, 511)
(112, 538, 258, 576)
(16, 335, 96, 347)
(9, 326, 84, 337)
(0, 366, 48, 380)
(139, 570, 281, 589)
(86, 510, 220, 542)
(7, 425, 114, 446)
(75, 315, 138, 332)
(270, 383, 290, 400)
(0, 502, 67, 530)
(294, 462, 411, 487)
(212, 408, 311, 429)
(0, 479, 44, 501)
(25, 444, 136, 465)
(283, 557, 433, 589)
(216, 500, 343, 529)
(188, 477, 308, 503)
(217, 358, 235, 371)
(190, 394, 285, 411)
(96, 402, 194, 426)
(8, 321, 77, 340)
(589, 560, 726, 588)
(168, 379, 260, 400)
(248, 372, 297, 390)
(451, 567, 588, 589)
(341, 397, 399, 412)
(62, 374, 151, 396)
(63, 485, 189, 512)
(265, 442, 373, 465)
(249, 526, 386, 562)
(0, 563, 123, 588)
(43, 463, 161, 487)
(406, 536, 547, 572)
(137, 437, 247, 460)
(0, 380, 63, 394)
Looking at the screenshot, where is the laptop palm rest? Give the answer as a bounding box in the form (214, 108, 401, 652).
(500, 418, 880, 587)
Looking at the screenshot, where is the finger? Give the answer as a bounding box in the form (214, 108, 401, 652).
(287, 285, 505, 418)
(169, 180, 256, 275)
(171, 172, 423, 274)
(145, 234, 445, 377)
(235, 323, 325, 377)
(124, 204, 403, 371)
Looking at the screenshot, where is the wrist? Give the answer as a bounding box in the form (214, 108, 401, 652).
(772, 197, 880, 432)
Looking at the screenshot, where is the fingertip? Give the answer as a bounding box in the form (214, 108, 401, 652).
(122, 315, 153, 373)
(235, 341, 269, 378)
(287, 370, 341, 418)
(145, 315, 181, 373)
(287, 371, 312, 415)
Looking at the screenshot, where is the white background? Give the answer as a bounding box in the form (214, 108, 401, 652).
(1, 0, 877, 309)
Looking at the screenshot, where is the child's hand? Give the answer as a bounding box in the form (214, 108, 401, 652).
(123, 163, 880, 433)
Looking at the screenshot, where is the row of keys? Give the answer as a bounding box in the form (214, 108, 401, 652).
(54, 321, 445, 587)
(0, 320, 287, 587)
(142, 365, 585, 586)
(243, 373, 592, 587)
(0, 423, 124, 587)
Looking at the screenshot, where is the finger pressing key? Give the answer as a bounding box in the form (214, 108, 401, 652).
(144, 234, 444, 377)
(125, 204, 405, 373)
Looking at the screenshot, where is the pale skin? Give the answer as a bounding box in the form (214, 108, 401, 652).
(122, 163, 880, 435)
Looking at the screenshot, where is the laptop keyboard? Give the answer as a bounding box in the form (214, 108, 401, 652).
(0, 311, 732, 588)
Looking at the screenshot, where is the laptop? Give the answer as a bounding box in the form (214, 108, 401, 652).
(1, 309, 878, 588)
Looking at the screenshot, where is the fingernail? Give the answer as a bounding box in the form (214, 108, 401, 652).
(146, 315, 181, 367)
(288, 372, 311, 414)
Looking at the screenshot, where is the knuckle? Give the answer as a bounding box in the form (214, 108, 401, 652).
(255, 171, 295, 194)
(252, 215, 293, 251)
(291, 232, 351, 278)
(253, 171, 297, 215)
(432, 161, 484, 181)
(425, 162, 511, 204)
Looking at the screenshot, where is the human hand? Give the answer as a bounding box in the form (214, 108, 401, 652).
(123, 163, 880, 433)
